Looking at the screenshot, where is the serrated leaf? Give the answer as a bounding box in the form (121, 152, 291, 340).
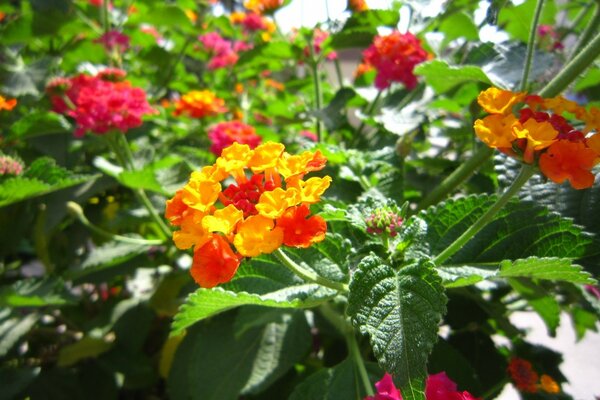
(499, 257, 594, 284)
(9, 112, 71, 139)
(0, 310, 39, 356)
(168, 311, 310, 400)
(289, 358, 383, 400)
(0, 157, 97, 207)
(414, 60, 491, 93)
(418, 194, 596, 265)
(437, 265, 497, 288)
(348, 255, 447, 399)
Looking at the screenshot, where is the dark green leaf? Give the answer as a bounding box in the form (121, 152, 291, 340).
(0, 310, 39, 356)
(348, 254, 447, 399)
(0, 366, 40, 400)
(509, 278, 560, 336)
(0, 277, 75, 307)
(500, 258, 594, 284)
(57, 337, 114, 367)
(9, 112, 71, 139)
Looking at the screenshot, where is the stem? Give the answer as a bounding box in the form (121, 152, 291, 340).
(102, 0, 110, 34)
(334, 58, 344, 88)
(520, 0, 545, 91)
(433, 164, 535, 265)
(67, 201, 164, 245)
(569, 2, 600, 61)
(308, 45, 324, 141)
(418, 147, 494, 210)
(356, 90, 383, 138)
(560, 1, 593, 41)
(539, 30, 600, 98)
(273, 248, 349, 292)
(104, 134, 172, 240)
(347, 331, 374, 397)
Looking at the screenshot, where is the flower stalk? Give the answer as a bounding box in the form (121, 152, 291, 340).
(273, 248, 349, 292)
(520, 0, 545, 91)
(433, 164, 536, 265)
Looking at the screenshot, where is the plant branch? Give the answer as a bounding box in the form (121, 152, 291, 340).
(520, 0, 545, 91)
(569, 2, 600, 63)
(273, 248, 349, 292)
(433, 164, 536, 265)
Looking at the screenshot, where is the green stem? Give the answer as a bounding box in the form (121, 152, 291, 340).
(347, 331, 374, 397)
(569, 2, 600, 61)
(520, 0, 546, 91)
(273, 248, 349, 292)
(104, 134, 172, 240)
(418, 147, 494, 210)
(433, 164, 535, 265)
(539, 30, 600, 98)
(102, 0, 110, 34)
(67, 201, 164, 245)
(334, 58, 344, 88)
(308, 43, 324, 142)
(560, 1, 593, 41)
(356, 90, 383, 138)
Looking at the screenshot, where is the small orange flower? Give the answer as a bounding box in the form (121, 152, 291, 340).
(474, 114, 518, 149)
(477, 87, 526, 115)
(166, 142, 331, 287)
(539, 140, 599, 189)
(0, 95, 17, 111)
(508, 358, 539, 393)
(540, 374, 560, 394)
(277, 205, 327, 248)
(244, 0, 283, 14)
(191, 235, 242, 288)
(348, 0, 368, 12)
(173, 90, 227, 119)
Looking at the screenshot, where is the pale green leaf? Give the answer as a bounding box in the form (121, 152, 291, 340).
(499, 257, 595, 284)
(414, 60, 491, 93)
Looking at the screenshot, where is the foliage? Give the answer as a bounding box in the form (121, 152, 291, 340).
(1, 0, 599, 399)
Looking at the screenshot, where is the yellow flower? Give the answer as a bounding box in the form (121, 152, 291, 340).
(292, 176, 332, 203)
(255, 187, 301, 219)
(513, 119, 558, 163)
(248, 142, 285, 173)
(202, 205, 243, 235)
(233, 215, 283, 257)
(474, 114, 518, 149)
(173, 215, 211, 250)
(477, 87, 526, 115)
(182, 176, 221, 212)
(540, 374, 560, 394)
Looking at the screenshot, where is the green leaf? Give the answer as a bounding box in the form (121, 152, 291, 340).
(499, 258, 594, 284)
(438, 11, 479, 47)
(418, 195, 596, 265)
(289, 358, 382, 400)
(0, 157, 97, 207)
(570, 307, 598, 340)
(172, 282, 332, 334)
(437, 265, 497, 288)
(498, 0, 558, 42)
(168, 311, 311, 400)
(0, 277, 75, 307)
(0, 54, 57, 97)
(330, 28, 377, 49)
(66, 240, 153, 281)
(57, 336, 114, 367)
(0, 310, 39, 356)
(343, 9, 400, 29)
(508, 278, 560, 336)
(9, 112, 71, 139)
(141, 5, 192, 29)
(348, 255, 447, 399)
(414, 60, 491, 93)
(575, 67, 600, 91)
(0, 366, 40, 400)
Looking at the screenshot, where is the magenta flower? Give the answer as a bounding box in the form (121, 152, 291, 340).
(365, 372, 480, 400)
(95, 30, 130, 53)
(207, 121, 262, 155)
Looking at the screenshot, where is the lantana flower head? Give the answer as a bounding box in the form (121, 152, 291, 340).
(95, 30, 130, 53)
(365, 372, 479, 400)
(507, 357, 560, 394)
(173, 90, 227, 119)
(0, 155, 24, 177)
(207, 121, 262, 155)
(165, 142, 331, 288)
(46, 70, 156, 137)
(474, 87, 600, 189)
(360, 31, 429, 90)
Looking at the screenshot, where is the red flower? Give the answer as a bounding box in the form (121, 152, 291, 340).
(365, 372, 479, 400)
(277, 204, 326, 248)
(207, 121, 262, 155)
(191, 235, 241, 288)
(361, 31, 429, 90)
(507, 358, 539, 393)
(539, 140, 599, 189)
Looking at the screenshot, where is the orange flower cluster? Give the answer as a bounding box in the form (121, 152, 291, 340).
(165, 142, 331, 288)
(348, 0, 368, 12)
(475, 87, 600, 189)
(172, 90, 227, 119)
(507, 358, 560, 394)
(0, 95, 17, 111)
(244, 0, 283, 14)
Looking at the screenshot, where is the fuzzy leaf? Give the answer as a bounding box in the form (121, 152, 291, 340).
(499, 257, 595, 284)
(414, 60, 491, 93)
(348, 255, 447, 400)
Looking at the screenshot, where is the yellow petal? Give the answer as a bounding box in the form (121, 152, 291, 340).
(202, 205, 243, 235)
(255, 187, 301, 219)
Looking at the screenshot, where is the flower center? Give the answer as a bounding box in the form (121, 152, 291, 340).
(220, 173, 276, 217)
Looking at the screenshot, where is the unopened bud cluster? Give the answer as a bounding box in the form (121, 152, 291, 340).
(0, 155, 24, 176)
(365, 208, 403, 237)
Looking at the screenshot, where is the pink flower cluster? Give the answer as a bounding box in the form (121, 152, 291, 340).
(46, 69, 156, 138)
(312, 28, 337, 60)
(207, 120, 262, 155)
(361, 31, 429, 90)
(0, 155, 24, 176)
(198, 33, 252, 70)
(537, 25, 563, 51)
(365, 373, 479, 400)
(95, 30, 130, 53)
